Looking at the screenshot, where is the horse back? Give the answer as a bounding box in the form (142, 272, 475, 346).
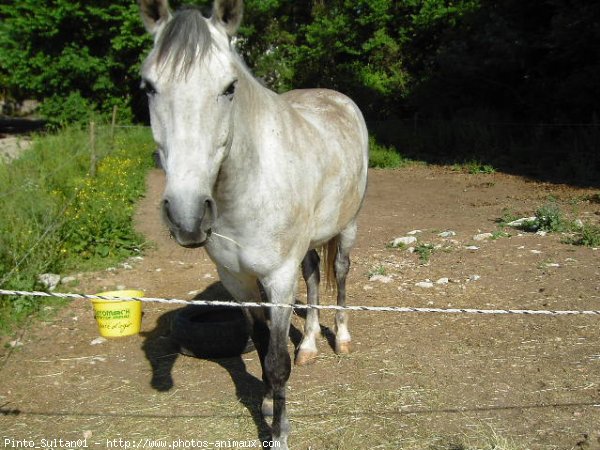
(280, 88, 368, 172)
(279, 88, 369, 245)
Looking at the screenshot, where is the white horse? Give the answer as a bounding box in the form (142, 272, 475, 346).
(139, 0, 368, 447)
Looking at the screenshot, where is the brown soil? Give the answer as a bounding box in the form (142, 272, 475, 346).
(1, 167, 599, 449)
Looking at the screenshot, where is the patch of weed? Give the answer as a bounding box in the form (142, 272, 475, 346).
(415, 243, 435, 263)
(453, 160, 496, 174)
(534, 202, 565, 232)
(506, 202, 565, 232)
(566, 223, 600, 247)
(502, 200, 599, 248)
(368, 265, 387, 278)
(386, 241, 407, 250)
(369, 137, 413, 169)
(496, 208, 519, 227)
(491, 230, 511, 240)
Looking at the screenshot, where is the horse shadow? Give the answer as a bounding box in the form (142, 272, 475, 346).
(141, 282, 339, 442)
(140, 282, 282, 442)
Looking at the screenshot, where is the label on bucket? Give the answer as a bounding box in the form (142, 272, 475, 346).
(94, 309, 131, 320)
(97, 321, 135, 334)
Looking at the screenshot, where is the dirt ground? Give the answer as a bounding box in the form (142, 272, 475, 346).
(1, 166, 599, 449)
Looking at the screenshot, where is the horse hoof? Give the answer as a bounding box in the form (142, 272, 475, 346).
(261, 397, 273, 417)
(295, 349, 318, 366)
(335, 340, 352, 355)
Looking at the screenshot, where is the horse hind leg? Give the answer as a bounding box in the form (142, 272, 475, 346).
(333, 221, 357, 354)
(296, 250, 321, 366)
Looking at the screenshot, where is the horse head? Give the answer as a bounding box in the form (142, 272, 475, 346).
(140, 0, 243, 247)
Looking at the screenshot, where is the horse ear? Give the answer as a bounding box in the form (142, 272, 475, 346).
(212, 0, 244, 37)
(139, 0, 172, 35)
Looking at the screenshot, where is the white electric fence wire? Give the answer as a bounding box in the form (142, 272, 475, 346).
(1, 289, 599, 316)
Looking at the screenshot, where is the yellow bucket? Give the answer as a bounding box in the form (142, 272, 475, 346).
(92, 290, 144, 337)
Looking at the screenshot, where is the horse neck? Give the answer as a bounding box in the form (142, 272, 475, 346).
(215, 73, 281, 202)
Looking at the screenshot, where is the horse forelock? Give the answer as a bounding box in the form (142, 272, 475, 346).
(146, 5, 274, 127)
(155, 7, 213, 78)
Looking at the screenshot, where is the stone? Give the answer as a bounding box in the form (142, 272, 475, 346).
(473, 233, 493, 241)
(38, 273, 60, 291)
(435, 277, 449, 285)
(506, 217, 536, 227)
(369, 274, 393, 284)
(465, 245, 480, 250)
(9, 339, 23, 348)
(415, 281, 434, 289)
(60, 275, 77, 285)
(438, 231, 456, 238)
(391, 236, 417, 247)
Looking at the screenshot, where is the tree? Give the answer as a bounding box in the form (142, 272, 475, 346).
(2, 0, 598, 126)
(0, 0, 151, 125)
(408, 0, 600, 122)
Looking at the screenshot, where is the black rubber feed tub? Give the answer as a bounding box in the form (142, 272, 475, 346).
(170, 305, 255, 358)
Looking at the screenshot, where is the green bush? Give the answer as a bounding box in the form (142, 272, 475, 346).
(534, 203, 565, 232)
(369, 137, 409, 169)
(0, 126, 154, 333)
(578, 225, 600, 247)
(0, 1, 151, 122)
(568, 224, 600, 247)
(39, 92, 96, 130)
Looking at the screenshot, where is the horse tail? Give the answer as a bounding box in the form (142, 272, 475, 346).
(322, 237, 338, 292)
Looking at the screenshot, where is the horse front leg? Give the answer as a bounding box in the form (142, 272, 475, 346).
(261, 266, 296, 450)
(246, 307, 274, 417)
(216, 268, 272, 415)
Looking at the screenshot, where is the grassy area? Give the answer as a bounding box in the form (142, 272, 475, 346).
(369, 137, 415, 169)
(452, 160, 496, 174)
(0, 125, 155, 334)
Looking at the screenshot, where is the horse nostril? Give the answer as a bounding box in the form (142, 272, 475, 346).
(203, 197, 217, 230)
(162, 198, 176, 227)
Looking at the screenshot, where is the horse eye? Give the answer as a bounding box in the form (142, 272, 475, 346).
(222, 80, 237, 99)
(141, 80, 157, 96)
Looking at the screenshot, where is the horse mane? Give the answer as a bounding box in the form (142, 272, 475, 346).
(155, 6, 213, 78)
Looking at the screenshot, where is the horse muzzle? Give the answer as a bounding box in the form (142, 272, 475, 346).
(161, 195, 217, 248)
